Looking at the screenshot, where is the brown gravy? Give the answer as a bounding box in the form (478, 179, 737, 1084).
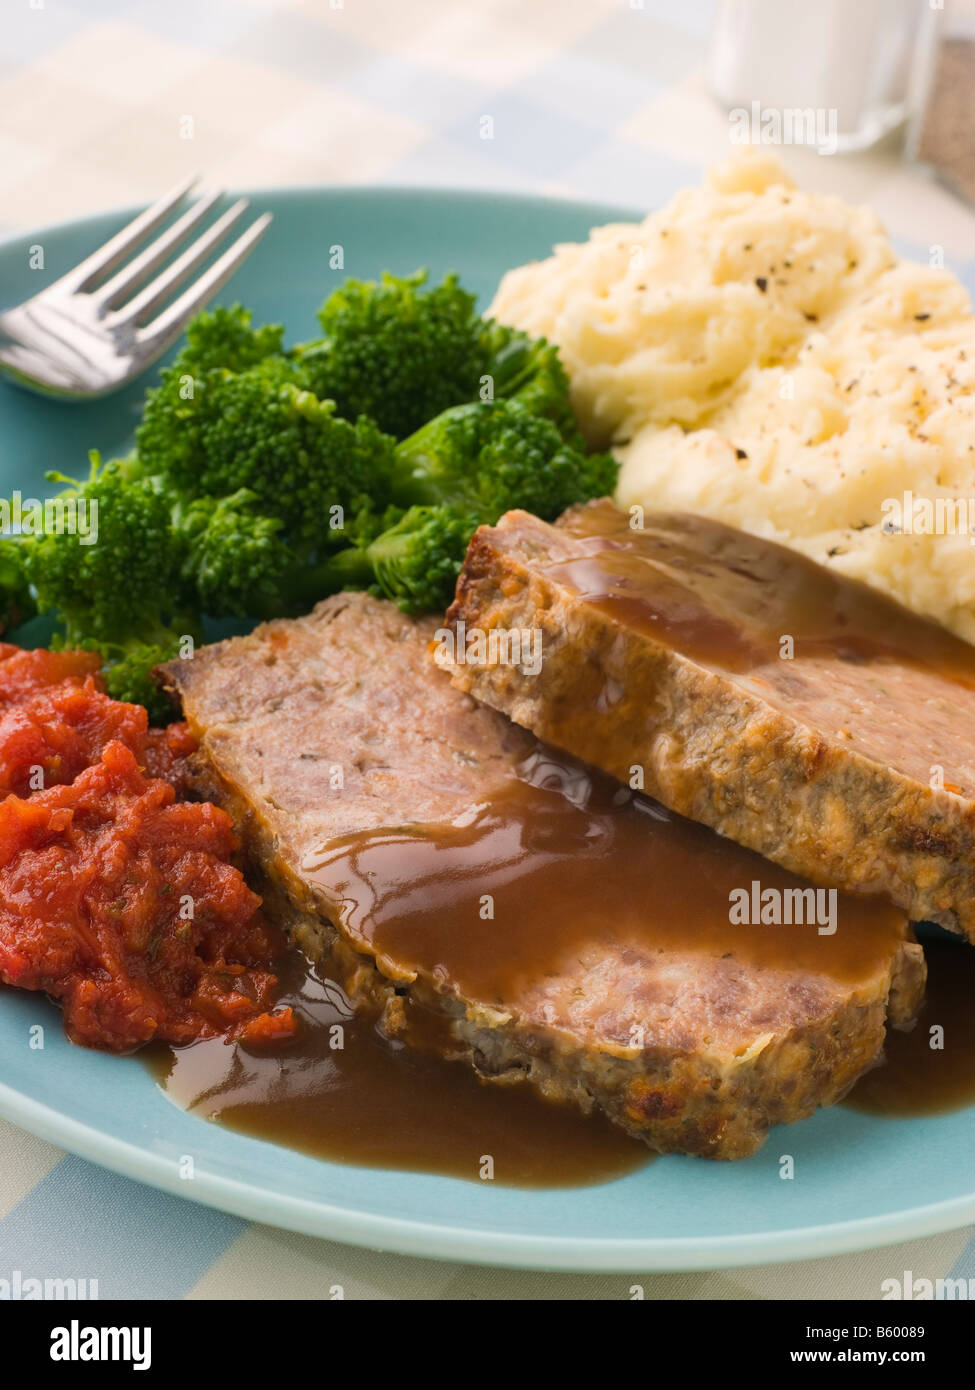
(148, 746, 923, 1185)
(301, 745, 907, 1008)
(147, 952, 650, 1187)
(546, 500, 975, 684)
(149, 935, 975, 1182)
(847, 938, 975, 1117)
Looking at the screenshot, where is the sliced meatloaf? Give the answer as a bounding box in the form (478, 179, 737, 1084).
(160, 592, 923, 1159)
(445, 500, 975, 941)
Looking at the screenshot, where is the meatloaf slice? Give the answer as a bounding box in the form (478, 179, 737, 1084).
(444, 500, 975, 942)
(160, 592, 923, 1159)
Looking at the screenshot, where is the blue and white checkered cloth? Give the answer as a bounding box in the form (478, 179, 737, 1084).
(4, 0, 975, 1300)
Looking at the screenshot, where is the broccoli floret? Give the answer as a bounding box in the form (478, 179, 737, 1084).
(141, 358, 394, 543)
(136, 306, 293, 485)
(391, 399, 617, 525)
(97, 638, 182, 726)
(170, 303, 286, 377)
(296, 273, 585, 444)
(173, 488, 290, 618)
(137, 289, 589, 555)
(0, 538, 36, 633)
(24, 453, 185, 645)
(20, 454, 201, 722)
(138, 351, 302, 491)
(296, 272, 585, 444)
(310, 400, 614, 617)
(296, 271, 487, 438)
(48, 625, 185, 726)
(324, 505, 477, 614)
(17, 282, 610, 695)
(478, 320, 582, 444)
(196, 368, 393, 541)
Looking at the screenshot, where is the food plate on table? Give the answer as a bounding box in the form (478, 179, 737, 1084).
(2, 178, 975, 1274)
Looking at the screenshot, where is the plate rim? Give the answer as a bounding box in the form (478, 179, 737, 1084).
(5, 1076, 975, 1273)
(2, 182, 974, 1276)
(0, 181, 646, 265)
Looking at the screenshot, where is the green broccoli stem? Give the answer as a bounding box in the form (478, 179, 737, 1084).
(237, 544, 369, 619)
(486, 333, 545, 398)
(253, 506, 473, 618)
(385, 405, 480, 511)
(315, 543, 377, 591)
(284, 528, 432, 599)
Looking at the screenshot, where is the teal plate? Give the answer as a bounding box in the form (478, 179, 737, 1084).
(1, 188, 974, 1273)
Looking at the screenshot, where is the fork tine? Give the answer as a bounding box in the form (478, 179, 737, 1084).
(136, 213, 272, 351)
(112, 198, 251, 326)
(59, 175, 199, 293)
(93, 189, 224, 309)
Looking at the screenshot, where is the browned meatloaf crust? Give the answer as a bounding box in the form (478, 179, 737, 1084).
(160, 592, 923, 1159)
(445, 502, 975, 941)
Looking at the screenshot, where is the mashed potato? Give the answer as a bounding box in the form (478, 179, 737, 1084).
(490, 152, 975, 643)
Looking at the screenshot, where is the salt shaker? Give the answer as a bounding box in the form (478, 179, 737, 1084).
(709, 0, 933, 154)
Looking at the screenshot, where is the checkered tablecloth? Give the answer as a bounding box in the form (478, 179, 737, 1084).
(4, 0, 975, 1301)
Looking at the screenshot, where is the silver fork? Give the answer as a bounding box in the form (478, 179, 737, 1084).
(0, 176, 272, 399)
